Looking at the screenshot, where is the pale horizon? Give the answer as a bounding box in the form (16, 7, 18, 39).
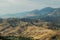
(0, 0, 60, 15)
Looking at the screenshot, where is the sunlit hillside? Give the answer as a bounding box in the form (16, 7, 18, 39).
(0, 18, 60, 40)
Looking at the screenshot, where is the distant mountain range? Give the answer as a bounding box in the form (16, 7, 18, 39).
(1, 7, 60, 24)
(1, 7, 60, 18)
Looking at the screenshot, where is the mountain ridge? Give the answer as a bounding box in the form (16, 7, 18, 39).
(0, 7, 56, 18)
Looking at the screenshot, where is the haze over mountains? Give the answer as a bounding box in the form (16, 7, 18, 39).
(1, 7, 60, 18)
(0, 7, 60, 25)
(1, 7, 60, 24)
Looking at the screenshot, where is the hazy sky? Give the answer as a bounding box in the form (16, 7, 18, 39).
(0, 0, 60, 15)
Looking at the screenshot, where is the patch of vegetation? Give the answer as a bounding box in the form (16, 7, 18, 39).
(0, 36, 33, 40)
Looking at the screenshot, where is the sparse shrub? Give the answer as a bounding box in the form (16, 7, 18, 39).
(7, 18, 19, 27)
(0, 36, 33, 40)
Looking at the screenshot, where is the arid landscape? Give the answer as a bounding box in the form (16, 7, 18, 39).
(0, 15, 60, 40)
(0, 5, 60, 40)
(0, 0, 60, 40)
